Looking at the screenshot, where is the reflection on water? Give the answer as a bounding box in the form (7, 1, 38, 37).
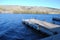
(0, 14, 60, 40)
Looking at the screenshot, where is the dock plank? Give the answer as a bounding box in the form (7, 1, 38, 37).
(24, 19, 60, 32)
(24, 19, 60, 29)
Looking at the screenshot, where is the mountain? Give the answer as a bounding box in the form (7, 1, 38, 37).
(0, 5, 60, 14)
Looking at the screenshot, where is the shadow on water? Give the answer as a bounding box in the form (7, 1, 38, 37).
(22, 23, 50, 38)
(50, 27, 60, 34)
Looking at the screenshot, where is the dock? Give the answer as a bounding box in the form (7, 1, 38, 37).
(22, 19, 60, 36)
(53, 18, 60, 21)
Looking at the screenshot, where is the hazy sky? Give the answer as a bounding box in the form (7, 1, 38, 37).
(0, 0, 60, 9)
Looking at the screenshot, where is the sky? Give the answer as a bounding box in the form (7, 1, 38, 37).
(0, 0, 60, 9)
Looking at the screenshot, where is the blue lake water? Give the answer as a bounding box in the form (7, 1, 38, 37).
(0, 14, 60, 40)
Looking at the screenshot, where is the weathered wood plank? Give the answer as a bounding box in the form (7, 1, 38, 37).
(22, 19, 60, 36)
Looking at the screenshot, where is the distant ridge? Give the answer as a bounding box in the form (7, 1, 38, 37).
(0, 5, 60, 14)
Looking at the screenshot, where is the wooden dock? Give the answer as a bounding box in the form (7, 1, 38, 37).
(22, 19, 60, 36)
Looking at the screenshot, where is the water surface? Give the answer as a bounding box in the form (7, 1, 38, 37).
(0, 14, 60, 40)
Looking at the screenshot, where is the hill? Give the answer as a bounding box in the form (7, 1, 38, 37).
(0, 5, 60, 14)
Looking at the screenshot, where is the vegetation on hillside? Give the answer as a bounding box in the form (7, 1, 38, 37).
(0, 6, 60, 14)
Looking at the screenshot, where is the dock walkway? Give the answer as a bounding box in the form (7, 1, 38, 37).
(22, 19, 60, 35)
